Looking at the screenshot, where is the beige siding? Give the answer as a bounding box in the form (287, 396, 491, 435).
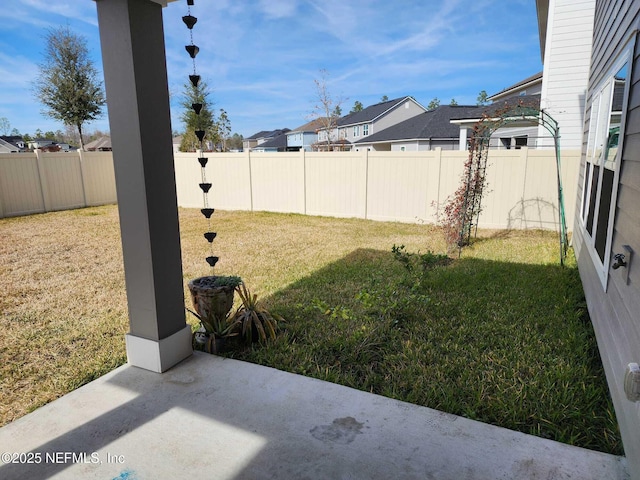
(371, 99, 425, 134)
(574, 1, 640, 477)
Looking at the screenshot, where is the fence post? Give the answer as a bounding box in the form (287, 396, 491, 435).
(434, 147, 443, 217)
(78, 149, 89, 207)
(302, 148, 307, 215)
(34, 149, 51, 213)
(247, 150, 254, 212)
(364, 149, 369, 220)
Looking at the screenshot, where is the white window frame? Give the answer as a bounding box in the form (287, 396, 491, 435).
(353, 125, 360, 137)
(363, 124, 369, 136)
(579, 39, 634, 289)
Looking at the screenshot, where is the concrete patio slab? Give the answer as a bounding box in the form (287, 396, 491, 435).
(0, 352, 629, 479)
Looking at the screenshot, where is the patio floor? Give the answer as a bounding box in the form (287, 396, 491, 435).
(0, 352, 629, 480)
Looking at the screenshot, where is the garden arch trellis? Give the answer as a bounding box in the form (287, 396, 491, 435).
(456, 103, 569, 266)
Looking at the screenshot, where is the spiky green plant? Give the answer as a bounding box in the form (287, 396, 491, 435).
(233, 283, 281, 343)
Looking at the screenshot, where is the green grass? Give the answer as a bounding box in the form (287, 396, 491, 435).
(0, 205, 622, 455)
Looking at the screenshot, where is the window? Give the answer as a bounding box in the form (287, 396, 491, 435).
(580, 45, 632, 287)
(363, 124, 369, 136)
(400, 146, 406, 151)
(514, 137, 527, 149)
(353, 125, 360, 137)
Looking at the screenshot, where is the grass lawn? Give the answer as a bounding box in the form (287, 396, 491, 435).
(0, 205, 622, 455)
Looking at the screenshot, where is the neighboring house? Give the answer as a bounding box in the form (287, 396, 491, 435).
(85, 136, 112, 151)
(545, 0, 640, 477)
(286, 118, 326, 151)
(0, 136, 25, 153)
(243, 129, 290, 151)
(0, 135, 26, 152)
(486, 73, 544, 149)
(353, 105, 485, 152)
(315, 96, 427, 151)
(488, 71, 543, 102)
(28, 138, 56, 150)
(450, 94, 541, 150)
(251, 130, 289, 152)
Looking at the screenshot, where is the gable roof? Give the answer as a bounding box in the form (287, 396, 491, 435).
(338, 96, 425, 127)
(0, 135, 25, 150)
(289, 118, 327, 133)
(85, 136, 112, 151)
(355, 105, 484, 144)
(256, 131, 288, 149)
(489, 72, 543, 100)
(450, 94, 542, 123)
(0, 137, 19, 152)
(247, 128, 290, 141)
(246, 130, 272, 140)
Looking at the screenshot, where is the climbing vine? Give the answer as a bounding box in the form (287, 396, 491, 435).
(437, 99, 562, 259)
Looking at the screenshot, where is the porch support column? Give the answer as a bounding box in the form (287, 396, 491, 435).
(459, 127, 469, 150)
(95, 0, 191, 372)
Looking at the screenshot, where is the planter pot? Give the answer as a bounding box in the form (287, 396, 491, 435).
(188, 276, 236, 322)
(192, 329, 226, 354)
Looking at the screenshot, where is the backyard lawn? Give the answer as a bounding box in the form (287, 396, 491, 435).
(0, 205, 622, 455)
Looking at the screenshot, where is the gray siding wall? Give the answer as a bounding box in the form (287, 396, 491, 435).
(574, 1, 640, 476)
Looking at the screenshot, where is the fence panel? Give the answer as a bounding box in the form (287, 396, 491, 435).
(305, 152, 367, 218)
(0, 153, 45, 218)
(0, 149, 580, 231)
(81, 151, 117, 206)
(37, 151, 85, 212)
(366, 151, 437, 223)
(250, 152, 305, 214)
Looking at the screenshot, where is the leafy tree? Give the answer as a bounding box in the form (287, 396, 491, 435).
(217, 109, 231, 151)
(350, 100, 363, 113)
(477, 90, 489, 106)
(380, 95, 389, 102)
(0, 117, 10, 135)
(311, 69, 345, 151)
(33, 26, 105, 151)
(427, 97, 440, 110)
(180, 79, 217, 152)
(10, 128, 20, 136)
(450, 98, 458, 106)
(227, 133, 244, 151)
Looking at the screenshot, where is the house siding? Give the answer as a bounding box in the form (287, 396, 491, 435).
(337, 99, 425, 145)
(538, 0, 595, 149)
(373, 100, 424, 133)
(574, 1, 640, 477)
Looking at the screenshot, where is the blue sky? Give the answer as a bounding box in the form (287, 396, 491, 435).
(0, 0, 542, 139)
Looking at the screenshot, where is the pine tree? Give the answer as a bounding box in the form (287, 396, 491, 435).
(180, 80, 217, 152)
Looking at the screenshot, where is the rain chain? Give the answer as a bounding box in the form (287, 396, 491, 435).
(183, 0, 218, 271)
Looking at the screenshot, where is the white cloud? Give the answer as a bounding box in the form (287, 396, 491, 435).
(258, 0, 298, 19)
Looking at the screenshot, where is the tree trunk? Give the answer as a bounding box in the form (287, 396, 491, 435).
(77, 123, 85, 151)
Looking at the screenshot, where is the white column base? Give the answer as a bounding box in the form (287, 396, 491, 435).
(125, 325, 193, 373)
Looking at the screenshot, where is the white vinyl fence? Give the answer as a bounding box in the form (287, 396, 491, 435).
(1, 149, 581, 231)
